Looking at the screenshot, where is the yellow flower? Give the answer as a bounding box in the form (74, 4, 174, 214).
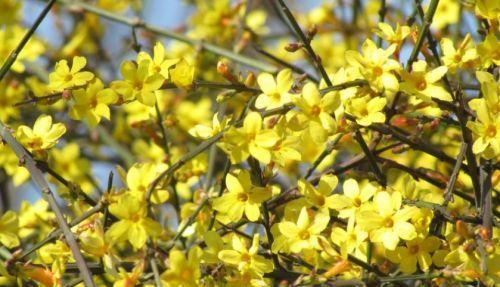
(218, 234, 274, 276)
(0, 25, 45, 73)
(441, 34, 478, 73)
(255, 69, 294, 110)
(346, 95, 387, 126)
(202, 231, 224, 264)
(0, 211, 20, 248)
(189, 113, 229, 139)
(16, 115, 66, 153)
(212, 170, 271, 223)
(69, 79, 118, 126)
(0, 79, 25, 122)
(18, 200, 54, 239)
(331, 218, 368, 259)
(466, 100, 499, 159)
(272, 207, 329, 253)
(137, 42, 179, 79)
(37, 240, 72, 280)
(246, 10, 269, 35)
(431, 0, 459, 29)
(0, 143, 30, 186)
(270, 118, 302, 167)
(111, 59, 164, 106)
(105, 193, 162, 250)
(161, 247, 203, 287)
(79, 221, 109, 258)
(376, 22, 411, 48)
(48, 56, 95, 91)
(477, 33, 500, 68)
(49, 143, 92, 194)
(400, 60, 452, 102)
(386, 236, 441, 274)
(466, 71, 499, 159)
(220, 112, 280, 164)
(357, 191, 418, 250)
(126, 162, 170, 204)
(113, 265, 143, 287)
(328, 178, 377, 219)
(170, 58, 195, 88)
(0, 0, 21, 25)
(175, 97, 213, 132)
(474, 0, 500, 21)
(470, 71, 499, 114)
(345, 39, 401, 96)
(298, 174, 339, 209)
(293, 82, 340, 132)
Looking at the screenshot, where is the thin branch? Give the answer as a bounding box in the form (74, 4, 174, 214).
(480, 160, 493, 237)
(275, 0, 333, 86)
(305, 133, 344, 179)
(406, 0, 440, 68)
(443, 143, 468, 204)
(13, 91, 64, 107)
(149, 257, 163, 287)
(354, 131, 386, 186)
(253, 45, 319, 83)
(455, 88, 481, 207)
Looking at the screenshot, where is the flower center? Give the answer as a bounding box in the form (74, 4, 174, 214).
(384, 218, 394, 228)
(237, 192, 249, 202)
(133, 80, 143, 90)
(372, 66, 383, 77)
(180, 268, 193, 280)
(299, 230, 311, 240)
(311, 105, 321, 116)
(360, 108, 369, 117)
(241, 253, 251, 262)
(64, 74, 73, 82)
(270, 92, 281, 101)
(353, 197, 362, 207)
(409, 245, 419, 254)
(316, 195, 325, 206)
(486, 124, 497, 138)
(416, 80, 427, 91)
(130, 213, 141, 222)
(28, 137, 44, 150)
(247, 132, 256, 141)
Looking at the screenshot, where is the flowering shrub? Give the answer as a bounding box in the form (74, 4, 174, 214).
(0, 0, 498, 286)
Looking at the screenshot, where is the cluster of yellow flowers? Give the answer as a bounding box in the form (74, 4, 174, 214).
(0, 0, 499, 287)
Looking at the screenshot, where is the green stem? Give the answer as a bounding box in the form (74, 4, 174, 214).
(406, 0, 440, 68)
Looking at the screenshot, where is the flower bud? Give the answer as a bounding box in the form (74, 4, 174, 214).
(245, 72, 256, 87)
(307, 24, 318, 39)
(456, 220, 471, 238)
(285, 42, 303, 52)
